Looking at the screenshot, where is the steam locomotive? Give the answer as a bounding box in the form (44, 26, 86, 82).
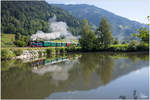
(30, 41, 80, 47)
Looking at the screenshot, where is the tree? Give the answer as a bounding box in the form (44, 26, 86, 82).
(113, 38, 120, 44)
(96, 16, 113, 49)
(1, 1, 82, 36)
(128, 40, 139, 51)
(14, 40, 26, 47)
(132, 27, 149, 43)
(79, 19, 96, 51)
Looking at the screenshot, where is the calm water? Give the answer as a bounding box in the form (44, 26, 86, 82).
(1, 52, 149, 99)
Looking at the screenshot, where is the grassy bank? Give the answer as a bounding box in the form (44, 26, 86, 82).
(1, 43, 148, 60)
(1, 46, 81, 59)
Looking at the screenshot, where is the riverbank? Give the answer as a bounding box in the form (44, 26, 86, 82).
(1, 43, 149, 60)
(1, 47, 81, 60)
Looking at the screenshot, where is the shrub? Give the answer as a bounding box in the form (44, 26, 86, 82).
(46, 48, 55, 56)
(137, 42, 149, 51)
(60, 48, 66, 53)
(109, 44, 128, 51)
(38, 51, 43, 57)
(66, 45, 80, 52)
(1, 49, 15, 59)
(128, 40, 139, 51)
(13, 49, 23, 56)
(55, 48, 60, 54)
(14, 40, 26, 47)
(113, 40, 120, 44)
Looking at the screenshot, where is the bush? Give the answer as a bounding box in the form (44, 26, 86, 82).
(38, 51, 43, 57)
(109, 44, 128, 51)
(66, 45, 76, 52)
(113, 40, 120, 44)
(60, 48, 66, 53)
(137, 42, 149, 51)
(128, 40, 139, 51)
(13, 49, 23, 56)
(46, 48, 55, 56)
(55, 48, 60, 54)
(14, 40, 26, 47)
(1, 49, 15, 59)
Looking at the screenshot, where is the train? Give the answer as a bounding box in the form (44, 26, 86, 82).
(30, 41, 80, 47)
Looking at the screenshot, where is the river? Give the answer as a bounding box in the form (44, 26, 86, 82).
(1, 52, 149, 99)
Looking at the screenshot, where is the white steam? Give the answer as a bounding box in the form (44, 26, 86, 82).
(30, 15, 77, 41)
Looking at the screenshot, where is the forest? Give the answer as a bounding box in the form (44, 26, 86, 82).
(1, 1, 82, 36)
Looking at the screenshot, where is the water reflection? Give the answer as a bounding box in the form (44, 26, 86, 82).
(1, 52, 149, 99)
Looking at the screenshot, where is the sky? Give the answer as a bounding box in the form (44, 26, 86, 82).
(46, 0, 149, 24)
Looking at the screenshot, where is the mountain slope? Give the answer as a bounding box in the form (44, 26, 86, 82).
(1, 1, 82, 36)
(53, 4, 147, 40)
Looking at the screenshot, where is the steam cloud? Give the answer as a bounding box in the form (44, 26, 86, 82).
(30, 15, 77, 41)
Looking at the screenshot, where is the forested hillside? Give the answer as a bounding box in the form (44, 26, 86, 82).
(1, 1, 82, 36)
(53, 4, 147, 40)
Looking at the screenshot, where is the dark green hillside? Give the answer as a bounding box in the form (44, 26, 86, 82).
(1, 1, 82, 36)
(53, 4, 147, 40)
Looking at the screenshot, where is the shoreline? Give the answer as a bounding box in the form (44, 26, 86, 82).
(1, 47, 149, 60)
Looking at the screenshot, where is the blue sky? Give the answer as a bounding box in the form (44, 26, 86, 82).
(46, 0, 149, 24)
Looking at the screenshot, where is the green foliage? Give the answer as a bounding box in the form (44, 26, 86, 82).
(1, 49, 15, 59)
(1, 34, 16, 47)
(96, 16, 113, 49)
(60, 48, 66, 53)
(132, 27, 149, 43)
(137, 42, 149, 51)
(13, 49, 23, 56)
(14, 40, 26, 47)
(113, 39, 120, 44)
(46, 48, 55, 56)
(55, 48, 60, 54)
(79, 19, 96, 51)
(66, 45, 81, 52)
(14, 34, 30, 47)
(38, 51, 43, 58)
(1, 1, 82, 36)
(128, 40, 139, 51)
(109, 44, 128, 51)
(15, 33, 22, 40)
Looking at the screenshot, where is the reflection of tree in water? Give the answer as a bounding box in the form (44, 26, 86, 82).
(1, 59, 31, 71)
(2, 52, 149, 99)
(79, 53, 114, 85)
(96, 55, 114, 85)
(79, 53, 100, 84)
(112, 52, 149, 63)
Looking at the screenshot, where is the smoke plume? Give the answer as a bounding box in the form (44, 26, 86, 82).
(30, 15, 77, 41)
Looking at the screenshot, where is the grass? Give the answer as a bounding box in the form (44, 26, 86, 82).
(110, 44, 129, 48)
(1, 34, 16, 47)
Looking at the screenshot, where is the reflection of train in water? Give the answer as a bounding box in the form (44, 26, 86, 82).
(30, 55, 81, 68)
(31, 56, 69, 67)
(30, 41, 80, 47)
(31, 55, 81, 76)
